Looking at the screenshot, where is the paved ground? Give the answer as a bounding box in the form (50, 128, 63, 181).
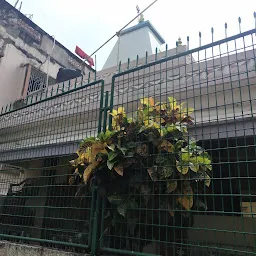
(0, 241, 88, 256)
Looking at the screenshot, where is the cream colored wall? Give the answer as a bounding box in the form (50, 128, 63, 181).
(0, 44, 62, 107)
(0, 16, 91, 108)
(0, 44, 26, 107)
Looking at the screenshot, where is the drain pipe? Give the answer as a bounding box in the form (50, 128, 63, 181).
(45, 36, 56, 92)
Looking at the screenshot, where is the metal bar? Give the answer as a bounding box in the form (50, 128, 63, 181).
(101, 247, 161, 256)
(0, 233, 89, 248)
(0, 80, 104, 117)
(97, 80, 105, 134)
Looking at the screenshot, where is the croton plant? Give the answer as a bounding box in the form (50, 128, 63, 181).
(69, 96, 212, 242)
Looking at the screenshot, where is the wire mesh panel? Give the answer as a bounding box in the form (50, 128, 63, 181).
(0, 80, 104, 252)
(98, 29, 256, 256)
(0, 80, 104, 161)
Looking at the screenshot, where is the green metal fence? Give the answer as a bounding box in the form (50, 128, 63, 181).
(0, 25, 256, 256)
(0, 80, 104, 253)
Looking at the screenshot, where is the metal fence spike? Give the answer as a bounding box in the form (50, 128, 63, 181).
(225, 23, 228, 38)
(254, 12, 256, 30)
(118, 61, 122, 72)
(88, 72, 91, 83)
(238, 17, 242, 33)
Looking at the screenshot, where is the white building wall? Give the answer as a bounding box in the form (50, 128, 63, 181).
(148, 29, 162, 53)
(102, 26, 163, 70)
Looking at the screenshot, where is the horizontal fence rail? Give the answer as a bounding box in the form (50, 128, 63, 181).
(0, 27, 256, 256)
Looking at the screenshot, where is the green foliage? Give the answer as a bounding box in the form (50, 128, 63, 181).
(69, 96, 212, 240)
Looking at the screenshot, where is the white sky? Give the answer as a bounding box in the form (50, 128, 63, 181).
(6, 0, 256, 70)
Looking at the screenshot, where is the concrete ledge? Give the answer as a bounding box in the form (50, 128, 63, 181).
(0, 241, 88, 256)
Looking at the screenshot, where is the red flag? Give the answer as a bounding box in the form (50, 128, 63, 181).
(75, 46, 94, 67)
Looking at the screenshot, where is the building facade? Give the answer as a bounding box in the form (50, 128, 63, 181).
(0, 0, 93, 109)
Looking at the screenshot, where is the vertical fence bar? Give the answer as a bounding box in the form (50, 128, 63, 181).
(98, 80, 105, 134)
(90, 188, 100, 256)
(103, 91, 109, 132)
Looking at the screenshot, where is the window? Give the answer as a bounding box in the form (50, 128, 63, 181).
(22, 65, 56, 97)
(27, 66, 56, 94)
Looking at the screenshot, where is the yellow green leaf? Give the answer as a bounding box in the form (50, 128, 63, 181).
(107, 144, 115, 151)
(109, 109, 117, 116)
(168, 97, 177, 110)
(167, 180, 177, 193)
(180, 151, 192, 162)
(154, 102, 167, 111)
(69, 176, 75, 185)
(140, 97, 154, 107)
(91, 142, 107, 160)
(197, 155, 211, 165)
(207, 164, 212, 171)
(203, 173, 211, 187)
(162, 166, 173, 178)
(159, 140, 173, 153)
(108, 195, 124, 204)
(189, 162, 199, 172)
(144, 120, 160, 129)
(114, 165, 124, 176)
(147, 166, 157, 181)
(179, 101, 186, 109)
(127, 117, 132, 123)
(176, 161, 189, 175)
(83, 160, 99, 184)
(109, 107, 126, 117)
(79, 151, 91, 163)
(177, 185, 193, 210)
(166, 124, 178, 132)
(69, 159, 77, 167)
(181, 107, 194, 116)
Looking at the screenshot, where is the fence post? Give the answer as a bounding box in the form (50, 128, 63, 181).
(97, 80, 105, 134)
(108, 77, 116, 130)
(90, 187, 100, 256)
(102, 91, 109, 132)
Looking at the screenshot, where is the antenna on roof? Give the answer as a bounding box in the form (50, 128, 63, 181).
(136, 5, 144, 23)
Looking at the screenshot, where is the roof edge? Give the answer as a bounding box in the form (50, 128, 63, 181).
(120, 20, 165, 44)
